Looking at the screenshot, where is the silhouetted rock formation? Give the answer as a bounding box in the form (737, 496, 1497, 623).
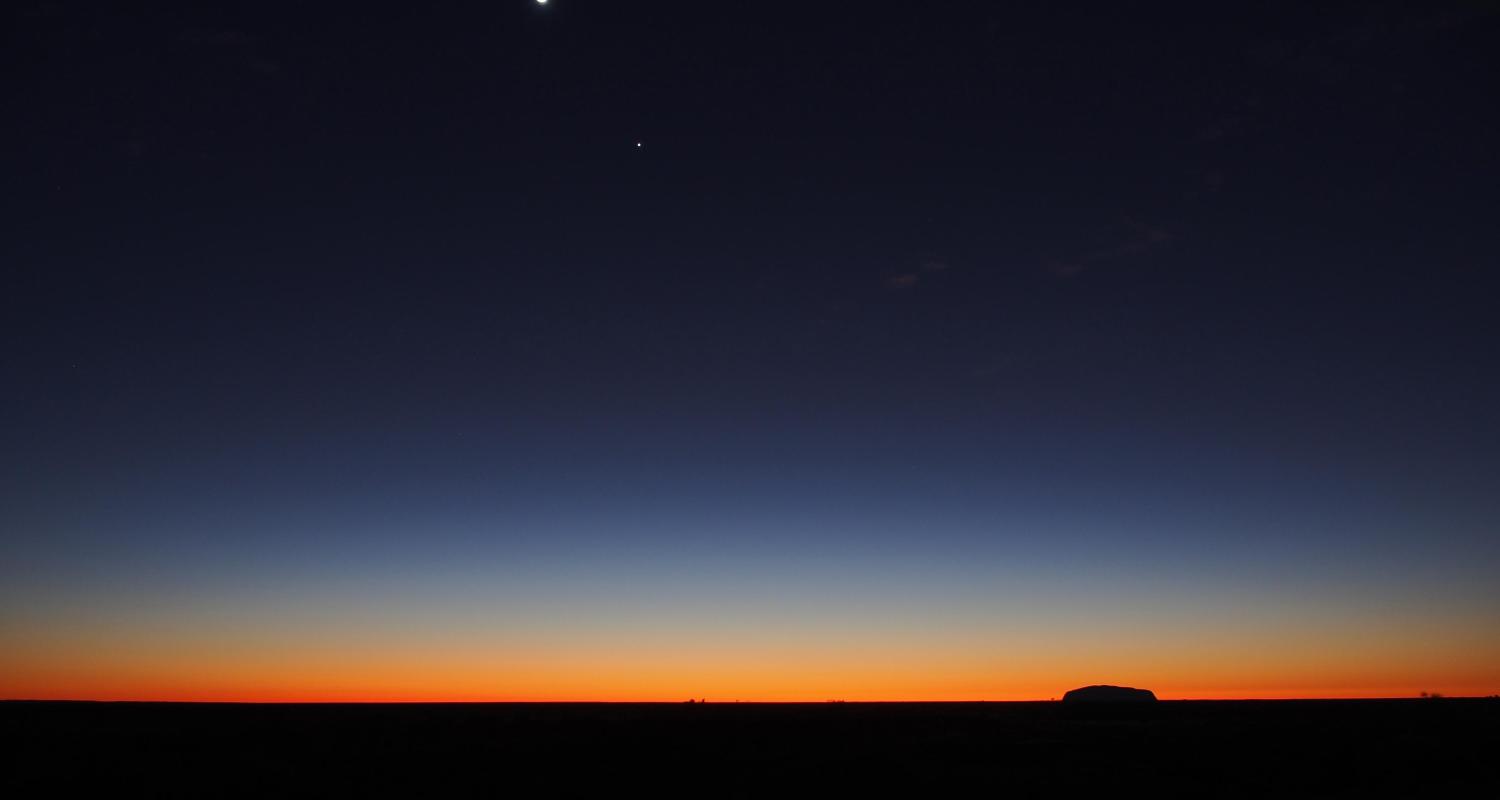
(1062, 685, 1157, 703)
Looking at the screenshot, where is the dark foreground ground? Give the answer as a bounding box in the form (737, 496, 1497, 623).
(4, 699, 1497, 796)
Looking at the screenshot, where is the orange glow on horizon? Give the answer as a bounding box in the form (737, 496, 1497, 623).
(7, 600, 1496, 704)
(6, 647, 1496, 703)
(6, 688, 1498, 703)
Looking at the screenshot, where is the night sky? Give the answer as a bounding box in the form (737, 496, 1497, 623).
(4, 1, 1498, 700)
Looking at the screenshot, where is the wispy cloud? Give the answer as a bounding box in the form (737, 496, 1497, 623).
(885, 255, 956, 290)
(1049, 217, 1173, 279)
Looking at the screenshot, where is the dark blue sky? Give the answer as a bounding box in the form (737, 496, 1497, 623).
(3, 1, 1498, 699)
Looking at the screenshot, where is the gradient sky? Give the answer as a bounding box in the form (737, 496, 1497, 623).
(3, 1, 1498, 701)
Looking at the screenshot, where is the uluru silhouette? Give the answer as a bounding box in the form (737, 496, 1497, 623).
(1061, 685, 1157, 703)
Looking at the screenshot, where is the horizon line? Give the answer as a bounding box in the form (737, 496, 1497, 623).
(6, 695, 1495, 705)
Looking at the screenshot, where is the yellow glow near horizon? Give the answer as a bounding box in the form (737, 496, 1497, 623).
(5, 622, 1496, 702)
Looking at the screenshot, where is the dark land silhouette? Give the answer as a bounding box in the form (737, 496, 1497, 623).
(1062, 685, 1158, 703)
(4, 698, 1497, 796)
